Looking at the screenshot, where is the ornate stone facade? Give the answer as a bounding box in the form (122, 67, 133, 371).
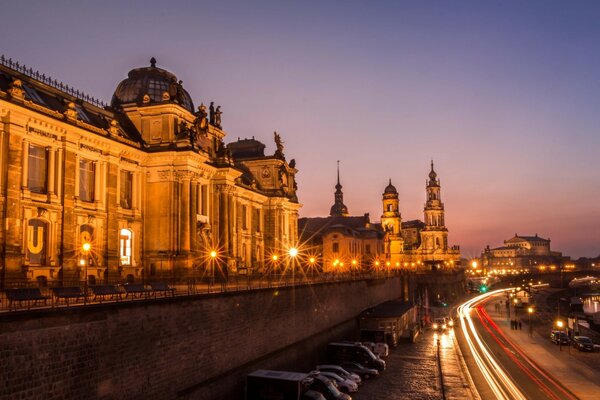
(0, 58, 300, 285)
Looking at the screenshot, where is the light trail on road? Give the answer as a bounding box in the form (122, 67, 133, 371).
(458, 288, 579, 400)
(458, 289, 527, 400)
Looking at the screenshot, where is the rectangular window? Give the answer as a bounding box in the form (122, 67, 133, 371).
(333, 243, 339, 253)
(79, 159, 95, 202)
(201, 185, 208, 215)
(120, 170, 133, 209)
(255, 209, 261, 233)
(28, 144, 47, 194)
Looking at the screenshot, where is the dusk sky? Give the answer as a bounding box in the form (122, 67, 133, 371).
(1, 0, 599, 258)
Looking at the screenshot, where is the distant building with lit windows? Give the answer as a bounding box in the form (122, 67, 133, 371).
(0, 57, 299, 286)
(481, 234, 568, 274)
(299, 162, 460, 272)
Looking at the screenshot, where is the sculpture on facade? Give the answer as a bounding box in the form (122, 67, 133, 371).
(209, 102, 215, 125)
(274, 131, 285, 160)
(194, 103, 208, 133)
(214, 105, 222, 129)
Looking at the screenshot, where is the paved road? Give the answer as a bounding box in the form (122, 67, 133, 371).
(457, 290, 586, 400)
(352, 327, 476, 400)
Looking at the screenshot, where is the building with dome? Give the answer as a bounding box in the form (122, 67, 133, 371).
(0, 56, 300, 286)
(299, 161, 460, 272)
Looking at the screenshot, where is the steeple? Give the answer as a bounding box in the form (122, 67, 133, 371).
(330, 160, 349, 216)
(428, 159, 439, 187)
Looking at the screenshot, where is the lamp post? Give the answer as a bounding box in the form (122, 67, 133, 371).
(289, 247, 298, 285)
(308, 257, 316, 280)
(209, 250, 217, 289)
(528, 307, 534, 337)
(82, 242, 91, 304)
(271, 254, 278, 286)
(556, 320, 564, 351)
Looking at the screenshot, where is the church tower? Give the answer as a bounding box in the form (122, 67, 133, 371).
(381, 179, 403, 266)
(421, 161, 448, 253)
(330, 161, 349, 217)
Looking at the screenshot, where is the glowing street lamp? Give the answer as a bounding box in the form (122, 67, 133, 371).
(528, 306, 534, 336)
(556, 319, 565, 351)
(209, 250, 218, 286)
(82, 242, 91, 303)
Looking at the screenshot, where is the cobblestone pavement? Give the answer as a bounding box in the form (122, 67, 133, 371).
(352, 330, 442, 400)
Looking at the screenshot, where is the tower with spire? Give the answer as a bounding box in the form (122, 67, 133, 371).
(330, 161, 349, 217)
(381, 179, 404, 266)
(421, 161, 448, 255)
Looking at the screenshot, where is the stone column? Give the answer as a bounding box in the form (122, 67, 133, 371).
(219, 188, 228, 255)
(56, 148, 63, 199)
(47, 147, 55, 195)
(21, 139, 29, 189)
(94, 161, 101, 203)
(180, 178, 191, 252)
(74, 154, 80, 198)
(132, 171, 139, 211)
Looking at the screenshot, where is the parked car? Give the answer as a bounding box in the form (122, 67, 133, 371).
(310, 374, 351, 400)
(339, 362, 379, 380)
(311, 371, 358, 393)
(246, 369, 313, 400)
(362, 341, 389, 358)
(327, 342, 385, 371)
(550, 330, 570, 345)
(316, 365, 361, 385)
(302, 390, 327, 400)
(572, 336, 594, 352)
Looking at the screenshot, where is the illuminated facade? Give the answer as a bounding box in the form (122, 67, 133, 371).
(481, 234, 567, 273)
(299, 162, 460, 271)
(0, 57, 300, 285)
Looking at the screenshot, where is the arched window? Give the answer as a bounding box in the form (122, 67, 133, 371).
(27, 219, 48, 265)
(119, 228, 133, 266)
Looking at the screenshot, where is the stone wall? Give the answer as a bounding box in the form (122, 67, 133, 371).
(0, 276, 403, 399)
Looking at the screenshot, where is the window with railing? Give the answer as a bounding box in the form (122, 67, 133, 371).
(79, 159, 95, 202)
(28, 144, 47, 194)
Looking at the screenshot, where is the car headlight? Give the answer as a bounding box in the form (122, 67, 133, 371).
(448, 320, 454, 327)
(433, 323, 438, 329)
(442, 324, 447, 329)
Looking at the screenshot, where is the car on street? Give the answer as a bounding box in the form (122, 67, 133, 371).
(339, 362, 379, 380)
(550, 330, 570, 345)
(315, 365, 361, 385)
(572, 336, 594, 352)
(311, 371, 358, 393)
(432, 317, 448, 331)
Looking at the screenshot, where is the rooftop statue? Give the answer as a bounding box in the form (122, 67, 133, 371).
(194, 103, 208, 133)
(274, 131, 285, 160)
(209, 102, 215, 125)
(214, 105, 222, 129)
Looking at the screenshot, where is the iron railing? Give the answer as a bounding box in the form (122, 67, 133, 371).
(0, 270, 403, 313)
(0, 54, 108, 108)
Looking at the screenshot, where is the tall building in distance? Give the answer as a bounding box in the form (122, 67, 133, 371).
(299, 161, 460, 271)
(0, 57, 300, 286)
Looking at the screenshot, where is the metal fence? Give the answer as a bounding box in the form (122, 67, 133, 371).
(0, 270, 403, 313)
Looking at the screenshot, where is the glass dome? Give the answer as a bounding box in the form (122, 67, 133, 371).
(111, 58, 194, 113)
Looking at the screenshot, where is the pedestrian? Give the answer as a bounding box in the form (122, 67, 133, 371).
(518, 320, 522, 330)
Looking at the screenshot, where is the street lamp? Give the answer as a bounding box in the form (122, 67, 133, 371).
(528, 306, 534, 336)
(209, 250, 217, 287)
(82, 242, 91, 303)
(288, 247, 298, 284)
(556, 320, 564, 351)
